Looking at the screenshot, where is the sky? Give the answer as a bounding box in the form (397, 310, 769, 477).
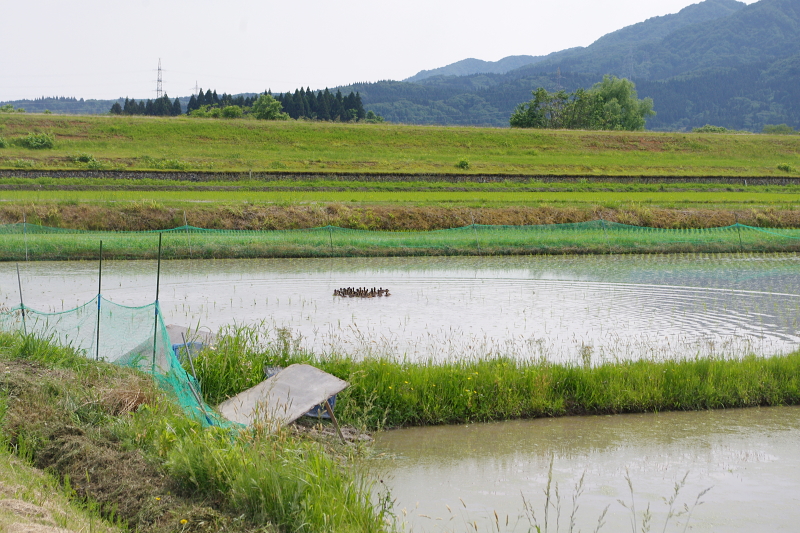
(1, 0, 759, 102)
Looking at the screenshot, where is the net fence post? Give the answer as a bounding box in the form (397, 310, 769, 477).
(152, 233, 163, 374)
(600, 218, 611, 254)
(23, 212, 28, 262)
(96, 241, 102, 361)
(735, 214, 744, 253)
(16, 263, 26, 336)
(184, 211, 193, 258)
(471, 214, 482, 256)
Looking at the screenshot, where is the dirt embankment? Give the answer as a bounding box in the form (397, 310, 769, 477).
(2, 203, 798, 231)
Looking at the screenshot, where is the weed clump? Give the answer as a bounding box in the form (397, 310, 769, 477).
(18, 132, 55, 149)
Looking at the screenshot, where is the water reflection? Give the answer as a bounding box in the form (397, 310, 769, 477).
(374, 406, 800, 532)
(1, 254, 799, 361)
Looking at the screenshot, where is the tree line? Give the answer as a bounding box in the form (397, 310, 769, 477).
(185, 90, 261, 114)
(274, 88, 366, 122)
(110, 95, 182, 116)
(108, 87, 382, 122)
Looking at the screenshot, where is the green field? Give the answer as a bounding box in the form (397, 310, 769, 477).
(1, 113, 799, 176)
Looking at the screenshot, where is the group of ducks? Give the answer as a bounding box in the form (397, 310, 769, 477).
(333, 287, 391, 298)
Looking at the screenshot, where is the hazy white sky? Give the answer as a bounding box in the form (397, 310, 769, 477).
(1, 0, 758, 101)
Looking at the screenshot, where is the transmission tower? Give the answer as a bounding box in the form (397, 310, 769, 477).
(555, 67, 563, 91)
(156, 59, 163, 99)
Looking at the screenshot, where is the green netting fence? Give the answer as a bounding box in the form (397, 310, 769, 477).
(2, 220, 800, 260)
(0, 296, 228, 427)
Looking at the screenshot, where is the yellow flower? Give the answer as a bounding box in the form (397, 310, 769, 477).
(180, 519, 188, 525)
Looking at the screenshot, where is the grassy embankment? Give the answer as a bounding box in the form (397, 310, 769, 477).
(189, 327, 800, 430)
(0, 332, 392, 533)
(1, 113, 799, 176)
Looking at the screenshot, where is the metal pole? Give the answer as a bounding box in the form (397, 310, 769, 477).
(152, 233, 162, 373)
(23, 213, 28, 262)
(735, 214, 744, 253)
(16, 263, 26, 336)
(96, 241, 103, 361)
(471, 214, 482, 256)
(184, 210, 193, 258)
(324, 399, 346, 443)
(600, 218, 611, 254)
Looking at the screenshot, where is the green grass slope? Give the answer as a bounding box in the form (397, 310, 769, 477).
(1, 114, 799, 176)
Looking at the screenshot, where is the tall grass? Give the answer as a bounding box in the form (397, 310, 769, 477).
(0, 331, 392, 532)
(190, 326, 800, 429)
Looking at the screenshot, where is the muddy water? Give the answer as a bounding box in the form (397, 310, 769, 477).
(1, 254, 799, 361)
(374, 406, 800, 532)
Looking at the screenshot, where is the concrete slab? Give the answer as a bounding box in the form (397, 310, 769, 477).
(217, 364, 349, 430)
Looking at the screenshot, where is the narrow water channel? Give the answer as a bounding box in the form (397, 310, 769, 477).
(373, 406, 800, 532)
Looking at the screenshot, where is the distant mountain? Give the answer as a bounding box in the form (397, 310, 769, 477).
(405, 55, 545, 83)
(5, 0, 799, 131)
(342, 0, 800, 131)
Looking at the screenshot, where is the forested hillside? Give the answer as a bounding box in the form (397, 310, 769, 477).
(345, 0, 800, 131)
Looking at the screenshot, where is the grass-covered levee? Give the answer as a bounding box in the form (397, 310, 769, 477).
(190, 326, 800, 430)
(0, 332, 393, 533)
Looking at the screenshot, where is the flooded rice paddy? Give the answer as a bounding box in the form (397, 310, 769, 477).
(374, 406, 800, 532)
(3, 253, 800, 530)
(2, 253, 799, 362)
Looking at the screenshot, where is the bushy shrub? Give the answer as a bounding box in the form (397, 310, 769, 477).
(19, 132, 55, 149)
(763, 124, 796, 135)
(456, 159, 470, 170)
(0, 137, 8, 148)
(692, 124, 729, 133)
(777, 163, 797, 173)
(221, 105, 243, 119)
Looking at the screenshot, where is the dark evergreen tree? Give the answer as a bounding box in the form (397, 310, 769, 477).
(110, 102, 122, 114)
(172, 97, 182, 116)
